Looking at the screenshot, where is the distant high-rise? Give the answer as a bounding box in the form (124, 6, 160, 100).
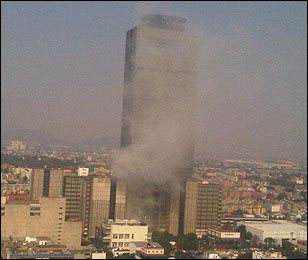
(120, 14, 199, 235)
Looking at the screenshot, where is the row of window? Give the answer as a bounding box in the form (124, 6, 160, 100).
(112, 234, 133, 239)
(112, 242, 129, 248)
(30, 212, 40, 216)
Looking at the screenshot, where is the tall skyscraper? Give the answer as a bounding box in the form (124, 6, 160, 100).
(120, 14, 199, 235)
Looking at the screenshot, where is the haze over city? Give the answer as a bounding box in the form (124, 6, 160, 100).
(1, 1, 307, 161)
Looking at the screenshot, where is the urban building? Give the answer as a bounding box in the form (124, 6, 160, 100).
(1, 237, 74, 259)
(6, 140, 27, 151)
(184, 179, 222, 236)
(109, 178, 127, 220)
(252, 250, 287, 259)
(78, 167, 89, 177)
(95, 219, 149, 250)
(30, 168, 63, 200)
(89, 175, 111, 238)
(63, 175, 91, 238)
(135, 242, 165, 259)
(120, 14, 199, 236)
(238, 220, 307, 245)
(1, 196, 82, 249)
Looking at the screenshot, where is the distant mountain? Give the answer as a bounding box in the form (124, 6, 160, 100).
(79, 136, 120, 149)
(1, 129, 71, 147)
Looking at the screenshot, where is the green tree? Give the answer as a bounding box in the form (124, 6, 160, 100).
(245, 231, 253, 241)
(264, 237, 275, 249)
(182, 233, 198, 251)
(236, 225, 247, 239)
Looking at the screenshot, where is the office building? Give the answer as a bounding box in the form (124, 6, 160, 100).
(89, 175, 111, 238)
(120, 14, 199, 235)
(30, 168, 45, 200)
(1, 196, 82, 249)
(184, 179, 222, 236)
(63, 175, 91, 238)
(30, 168, 63, 200)
(109, 178, 127, 220)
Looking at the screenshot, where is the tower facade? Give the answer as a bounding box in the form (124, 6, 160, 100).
(184, 180, 222, 236)
(120, 14, 199, 235)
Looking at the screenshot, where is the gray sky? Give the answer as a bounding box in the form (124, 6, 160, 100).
(1, 1, 307, 161)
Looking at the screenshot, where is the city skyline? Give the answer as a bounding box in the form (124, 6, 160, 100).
(1, 1, 307, 161)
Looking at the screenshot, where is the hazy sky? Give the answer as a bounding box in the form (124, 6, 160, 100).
(1, 1, 307, 160)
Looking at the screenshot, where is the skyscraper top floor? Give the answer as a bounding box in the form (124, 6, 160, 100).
(141, 14, 186, 31)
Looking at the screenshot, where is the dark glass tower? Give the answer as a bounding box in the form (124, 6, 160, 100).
(120, 14, 199, 235)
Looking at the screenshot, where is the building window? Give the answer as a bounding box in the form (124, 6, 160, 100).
(112, 242, 117, 247)
(59, 213, 63, 215)
(30, 207, 40, 211)
(131, 234, 134, 239)
(124, 243, 129, 247)
(113, 234, 118, 239)
(1, 212, 4, 216)
(119, 234, 124, 239)
(125, 234, 130, 239)
(30, 212, 40, 216)
(119, 242, 123, 247)
(59, 218, 62, 220)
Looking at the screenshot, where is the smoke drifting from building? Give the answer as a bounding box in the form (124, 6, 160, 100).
(112, 14, 200, 229)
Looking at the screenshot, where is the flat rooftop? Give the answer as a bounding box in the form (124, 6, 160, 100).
(242, 221, 307, 233)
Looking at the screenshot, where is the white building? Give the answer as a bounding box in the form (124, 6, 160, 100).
(98, 219, 149, 250)
(77, 167, 89, 177)
(252, 251, 286, 259)
(265, 203, 282, 213)
(238, 221, 307, 245)
(7, 141, 26, 151)
(134, 242, 165, 259)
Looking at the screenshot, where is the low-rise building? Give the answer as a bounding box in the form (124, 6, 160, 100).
(135, 242, 165, 259)
(95, 219, 149, 250)
(252, 250, 286, 259)
(207, 228, 240, 241)
(1, 237, 74, 259)
(238, 220, 307, 245)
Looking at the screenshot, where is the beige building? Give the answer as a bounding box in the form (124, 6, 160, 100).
(1, 196, 82, 249)
(89, 175, 111, 238)
(49, 169, 64, 197)
(184, 179, 222, 236)
(96, 219, 149, 250)
(30, 168, 64, 199)
(30, 168, 45, 200)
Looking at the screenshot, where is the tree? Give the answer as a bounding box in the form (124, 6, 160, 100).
(151, 230, 173, 256)
(264, 237, 275, 249)
(276, 192, 288, 200)
(287, 250, 307, 259)
(182, 233, 198, 251)
(236, 225, 247, 239)
(245, 231, 253, 241)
